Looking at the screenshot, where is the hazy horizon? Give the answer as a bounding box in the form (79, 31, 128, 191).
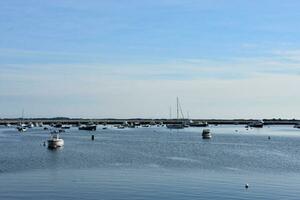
(1, 0, 300, 119)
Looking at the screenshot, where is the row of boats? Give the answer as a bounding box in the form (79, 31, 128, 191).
(13, 120, 300, 133)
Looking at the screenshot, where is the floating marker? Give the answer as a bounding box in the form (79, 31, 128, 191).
(91, 135, 95, 140)
(245, 184, 249, 189)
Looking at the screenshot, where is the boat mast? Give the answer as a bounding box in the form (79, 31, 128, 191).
(21, 108, 24, 125)
(176, 97, 179, 120)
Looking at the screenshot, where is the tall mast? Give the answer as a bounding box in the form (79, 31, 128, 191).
(22, 108, 24, 124)
(176, 97, 179, 120)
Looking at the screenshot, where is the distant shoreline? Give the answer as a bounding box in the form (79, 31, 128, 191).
(1, 118, 299, 125)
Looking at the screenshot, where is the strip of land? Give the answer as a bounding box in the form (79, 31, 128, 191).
(0, 118, 299, 125)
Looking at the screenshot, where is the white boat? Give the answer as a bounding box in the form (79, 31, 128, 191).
(17, 126, 27, 132)
(48, 133, 64, 148)
(202, 129, 212, 139)
(27, 123, 34, 128)
(17, 109, 27, 131)
(117, 125, 125, 129)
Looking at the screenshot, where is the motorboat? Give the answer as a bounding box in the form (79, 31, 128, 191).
(294, 124, 300, 129)
(117, 125, 125, 129)
(17, 126, 27, 132)
(202, 129, 212, 139)
(26, 123, 34, 128)
(53, 124, 62, 128)
(61, 125, 71, 129)
(79, 125, 97, 131)
(47, 133, 64, 149)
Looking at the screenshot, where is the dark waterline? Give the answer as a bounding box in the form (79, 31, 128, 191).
(1, 125, 300, 199)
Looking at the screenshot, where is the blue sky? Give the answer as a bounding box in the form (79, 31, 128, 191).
(1, 0, 300, 118)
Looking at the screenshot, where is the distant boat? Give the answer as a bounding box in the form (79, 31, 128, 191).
(117, 125, 125, 129)
(128, 124, 136, 128)
(294, 124, 300, 129)
(61, 125, 71, 129)
(189, 121, 209, 127)
(58, 129, 65, 133)
(26, 123, 34, 128)
(202, 129, 212, 139)
(53, 124, 62, 128)
(167, 97, 186, 129)
(79, 125, 97, 131)
(166, 123, 185, 129)
(248, 120, 264, 128)
(17, 126, 27, 132)
(48, 133, 64, 149)
(17, 109, 27, 132)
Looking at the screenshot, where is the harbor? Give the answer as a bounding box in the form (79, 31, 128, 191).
(1, 124, 300, 200)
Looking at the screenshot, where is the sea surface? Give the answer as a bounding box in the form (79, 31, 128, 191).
(1, 125, 300, 199)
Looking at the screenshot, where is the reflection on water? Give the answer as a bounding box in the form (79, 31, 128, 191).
(0, 125, 300, 199)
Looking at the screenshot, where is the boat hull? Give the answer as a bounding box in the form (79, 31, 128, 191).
(166, 124, 185, 129)
(202, 129, 212, 139)
(79, 125, 97, 131)
(48, 139, 64, 148)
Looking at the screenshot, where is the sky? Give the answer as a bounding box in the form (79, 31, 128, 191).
(1, 0, 300, 119)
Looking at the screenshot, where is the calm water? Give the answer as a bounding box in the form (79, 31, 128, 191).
(1, 125, 300, 199)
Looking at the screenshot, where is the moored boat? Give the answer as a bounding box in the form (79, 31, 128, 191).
(248, 120, 264, 128)
(189, 121, 209, 127)
(202, 129, 212, 139)
(167, 97, 186, 129)
(294, 124, 300, 129)
(48, 133, 64, 149)
(17, 126, 27, 132)
(166, 123, 185, 129)
(79, 125, 97, 131)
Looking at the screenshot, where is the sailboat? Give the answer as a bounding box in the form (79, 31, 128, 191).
(166, 97, 186, 129)
(17, 109, 27, 132)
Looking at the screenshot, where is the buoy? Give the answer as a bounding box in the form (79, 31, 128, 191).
(43, 141, 46, 146)
(268, 136, 271, 140)
(245, 183, 249, 189)
(91, 135, 95, 141)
